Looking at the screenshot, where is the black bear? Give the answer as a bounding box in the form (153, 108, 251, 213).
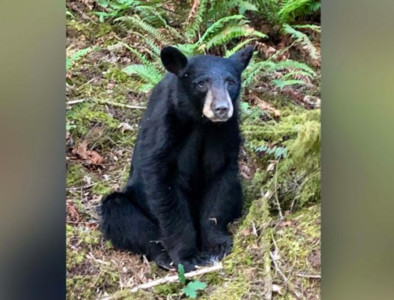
(100, 46, 254, 272)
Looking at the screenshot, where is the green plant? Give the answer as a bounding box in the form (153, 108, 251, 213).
(254, 0, 320, 26)
(243, 56, 316, 90)
(66, 47, 98, 70)
(116, 10, 266, 91)
(282, 23, 319, 60)
(178, 264, 207, 299)
(95, 0, 167, 24)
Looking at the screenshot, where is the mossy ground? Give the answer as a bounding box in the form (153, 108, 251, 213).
(66, 2, 320, 299)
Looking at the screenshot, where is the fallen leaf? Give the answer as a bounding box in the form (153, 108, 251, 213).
(66, 200, 80, 223)
(72, 140, 104, 166)
(240, 228, 252, 236)
(308, 250, 321, 269)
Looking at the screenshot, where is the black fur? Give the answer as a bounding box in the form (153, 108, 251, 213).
(100, 46, 254, 272)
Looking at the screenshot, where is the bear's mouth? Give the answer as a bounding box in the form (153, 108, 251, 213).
(208, 115, 231, 122)
(202, 89, 233, 122)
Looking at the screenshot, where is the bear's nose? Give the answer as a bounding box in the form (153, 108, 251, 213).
(214, 104, 229, 118)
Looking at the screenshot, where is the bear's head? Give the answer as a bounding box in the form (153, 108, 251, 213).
(160, 46, 254, 122)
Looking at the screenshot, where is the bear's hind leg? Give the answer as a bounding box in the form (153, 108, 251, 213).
(100, 192, 172, 269)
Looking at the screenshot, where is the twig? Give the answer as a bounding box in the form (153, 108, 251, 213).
(130, 263, 222, 293)
(274, 159, 284, 220)
(296, 273, 321, 279)
(97, 99, 146, 110)
(67, 99, 87, 105)
(66, 98, 146, 110)
(270, 251, 288, 282)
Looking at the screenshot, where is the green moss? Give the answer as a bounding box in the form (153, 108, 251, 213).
(105, 67, 132, 83)
(66, 163, 86, 187)
(272, 204, 321, 298)
(92, 182, 112, 195)
(67, 270, 120, 300)
(153, 283, 182, 296)
(241, 109, 321, 212)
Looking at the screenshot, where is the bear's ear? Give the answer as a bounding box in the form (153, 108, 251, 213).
(228, 45, 254, 73)
(160, 46, 188, 76)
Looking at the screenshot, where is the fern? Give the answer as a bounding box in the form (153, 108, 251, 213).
(122, 64, 163, 91)
(279, 0, 320, 24)
(293, 24, 321, 33)
(243, 57, 315, 89)
(225, 38, 257, 57)
(206, 0, 258, 20)
(282, 24, 318, 60)
(254, 0, 320, 25)
(115, 15, 171, 45)
(135, 5, 167, 27)
(175, 44, 200, 56)
(272, 79, 305, 90)
(198, 15, 246, 45)
(204, 25, 266, 50)
(185, 0, 208, 41)
(275, 59, 316, 76)
(66, 47, 97, 70)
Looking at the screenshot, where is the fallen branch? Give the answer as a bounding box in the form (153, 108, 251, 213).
(67, 99, 87, 105)
(66, 98, 146, 110)
(273, 159, 284, 220)
(130, 262, 222, 293)
(96, 99, 146, 110)
(296, 273, 321, 279)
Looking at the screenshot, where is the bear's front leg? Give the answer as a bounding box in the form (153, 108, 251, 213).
(199, 165, 243, 260)
(141, 165, 210, 272)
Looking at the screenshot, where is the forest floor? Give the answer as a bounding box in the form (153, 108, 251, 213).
(66, 2, 321, 299)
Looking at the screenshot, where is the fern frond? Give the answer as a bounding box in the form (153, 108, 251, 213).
(118, 42, 151, 66)
(175, 44, 200, 56)
(243, 59, 276, 87)
(135, 5, 167, 27)
(225, 38, 257, 57)
(282, 24, 318, 60)
(66, 46, 97, 70)
(122, 64, 163, 86)
(253, 0, 281, 25)
(293, 24, 321, 33)
(281, 70, 315, 80)
(272, 79, 305, 90)
(237, 1, 259, 14)
(207, 0, 258, 20)
(279, 0, 320, 24)
(204, 25, 266, 50)
(115, 15, 171, 45)
(275, 59, 316, 76)
(198, 15, 246, 45)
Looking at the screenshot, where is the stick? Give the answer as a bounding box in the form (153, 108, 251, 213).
(67, 99, 87, 105)
(96, 99, 146, 110)
(130, 263, 223, 293)
(273, 159, 284, 220)
(296, 273, 321, 279)
(66, 98, 146, 110)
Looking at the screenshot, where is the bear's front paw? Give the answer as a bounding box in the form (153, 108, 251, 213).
(175, 253, 211, 273)
(202, 233, 232, 261)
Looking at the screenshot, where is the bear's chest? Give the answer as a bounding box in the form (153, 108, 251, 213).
(176, 126, 227, 184)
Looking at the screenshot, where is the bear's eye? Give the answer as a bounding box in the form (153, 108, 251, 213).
(198, 80, 206, 88)
(226, 79, 236, 86)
